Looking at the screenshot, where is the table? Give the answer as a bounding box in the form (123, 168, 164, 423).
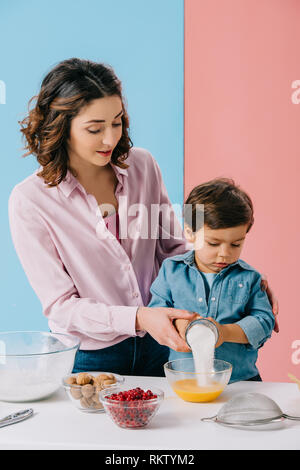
(0, 376, 299, 450)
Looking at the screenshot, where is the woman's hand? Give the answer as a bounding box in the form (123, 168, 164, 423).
(136, 307, 200, 352)
(261, 276, 279, 333)
(174, 318, 197, 341)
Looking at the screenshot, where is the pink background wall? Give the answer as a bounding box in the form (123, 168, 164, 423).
(184, 0, 300, 382)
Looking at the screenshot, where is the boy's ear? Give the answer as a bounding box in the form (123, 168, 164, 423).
(184, 223, 195, 242)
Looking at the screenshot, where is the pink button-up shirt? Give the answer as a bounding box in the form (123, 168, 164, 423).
(8, 147, 190, 350)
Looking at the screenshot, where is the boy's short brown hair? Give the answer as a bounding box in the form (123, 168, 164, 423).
(183, 178, 254, 233)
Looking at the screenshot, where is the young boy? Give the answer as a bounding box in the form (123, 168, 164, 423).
(148, 178, 274, 382)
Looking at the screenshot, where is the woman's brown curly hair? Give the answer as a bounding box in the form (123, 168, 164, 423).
(20, 58, 133, 187)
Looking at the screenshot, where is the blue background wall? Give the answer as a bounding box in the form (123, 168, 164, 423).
(0, 0, 184, 331)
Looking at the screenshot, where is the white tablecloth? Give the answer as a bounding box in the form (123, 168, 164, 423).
(0, 376, 299, 450)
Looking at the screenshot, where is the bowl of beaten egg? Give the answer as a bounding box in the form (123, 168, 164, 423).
(164, 358, 232, 403)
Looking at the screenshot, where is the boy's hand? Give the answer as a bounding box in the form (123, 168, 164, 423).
(206, 316, 249, 347)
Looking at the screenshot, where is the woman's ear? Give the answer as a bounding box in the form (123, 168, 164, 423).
(184, 223, 195, 243)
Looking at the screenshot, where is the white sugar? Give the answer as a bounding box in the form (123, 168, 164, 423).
(186, 323, 215, 386)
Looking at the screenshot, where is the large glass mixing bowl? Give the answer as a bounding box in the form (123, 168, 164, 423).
(0, 331, 80, 402)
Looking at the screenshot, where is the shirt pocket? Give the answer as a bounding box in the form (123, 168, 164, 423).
(228, 279, 250, 304)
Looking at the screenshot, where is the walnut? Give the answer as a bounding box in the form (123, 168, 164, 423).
(91, 376, 103, 387)
(91, 393, 101, 404)
(93, 402, 104, 410)
(65, 376, 77, 385)
(80, 397, 93, 408)
(96, 374, 110, 380)
(102, 379, 116, 387)
(80, 396, 94, 409)
(76, 372, 93, 385)
(93, 373, 117, 388)
(70, 386, 82, 400)
(106, 373, 116, 381)
(66, 372, 117, 409)
(81, 384, 95, 399)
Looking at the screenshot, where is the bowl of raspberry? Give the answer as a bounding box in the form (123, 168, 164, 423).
(99, 386, 164, 429)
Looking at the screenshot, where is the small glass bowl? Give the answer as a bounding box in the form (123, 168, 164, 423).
(100, 386, 164, 428)
(164, 358, 232, 403)
(62, 372, 124, 413)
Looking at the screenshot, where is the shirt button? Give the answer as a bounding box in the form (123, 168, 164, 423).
(238, 283, 243, 288)
(211, 297, 216, 301)
(198, 297, 203, 302)
(132, 292, 139, 298)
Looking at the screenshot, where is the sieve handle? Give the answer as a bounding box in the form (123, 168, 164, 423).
(201, 415, 217, 422)
(282, 413, 300, 421)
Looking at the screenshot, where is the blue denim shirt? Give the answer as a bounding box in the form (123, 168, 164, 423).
(148, 250, 274, 382)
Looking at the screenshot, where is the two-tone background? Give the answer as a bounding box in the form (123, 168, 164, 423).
(1, 0, 299, 382)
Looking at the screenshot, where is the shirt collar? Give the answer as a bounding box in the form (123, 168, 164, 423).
(180, 250, 195, 266)
(110, 162, 128, 185)
(58, 170, 80, 198)
(58, 163, 128, 199)
(179, 250, 256, 273)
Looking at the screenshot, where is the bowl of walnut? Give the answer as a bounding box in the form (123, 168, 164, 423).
(62, 372, 124, 412)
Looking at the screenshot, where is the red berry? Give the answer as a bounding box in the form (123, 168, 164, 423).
(104, 387, 159, 427)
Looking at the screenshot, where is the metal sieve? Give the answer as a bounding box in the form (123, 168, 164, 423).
(201, 392, 300, 427)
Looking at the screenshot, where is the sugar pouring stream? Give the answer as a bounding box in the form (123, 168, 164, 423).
(185, 318, 218, 387)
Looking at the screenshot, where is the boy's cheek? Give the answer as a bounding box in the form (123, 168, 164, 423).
(194, 233, 205, 250)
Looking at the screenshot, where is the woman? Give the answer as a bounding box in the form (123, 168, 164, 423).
(8, 58, 278, 376)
